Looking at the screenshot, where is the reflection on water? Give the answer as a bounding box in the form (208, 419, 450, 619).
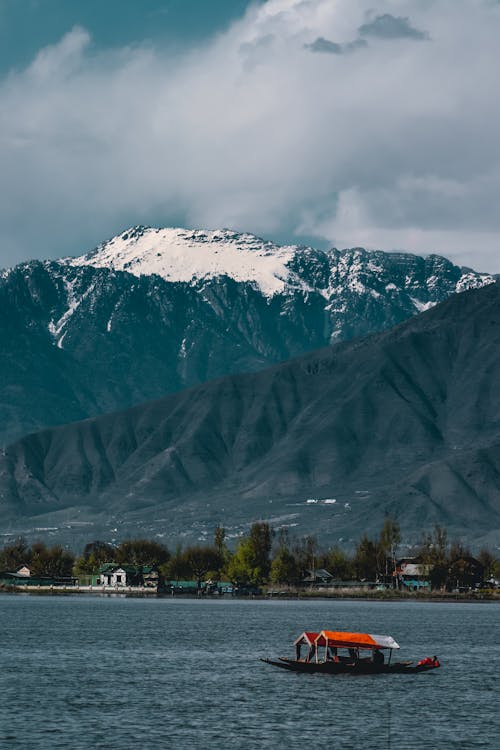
(0, 595, 498, 749)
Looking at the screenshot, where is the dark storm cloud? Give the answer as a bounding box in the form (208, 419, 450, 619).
(304, 37, 367, 54)
(358, 13, 429, 40)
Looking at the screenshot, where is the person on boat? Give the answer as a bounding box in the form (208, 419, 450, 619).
(307, 644, 316, 662)
(348, 648, 359, 663)
(372, 648, 384, 665)
(417, 655, 440, 667)
(327, 647, 339, 662)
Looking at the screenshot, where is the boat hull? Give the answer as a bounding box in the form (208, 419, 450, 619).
(261, 657, 440, 675)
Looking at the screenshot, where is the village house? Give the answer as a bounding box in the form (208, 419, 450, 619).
(95, 563, 159, 588)
(395, 557, 431, 591)
(302, 568, 334, 587)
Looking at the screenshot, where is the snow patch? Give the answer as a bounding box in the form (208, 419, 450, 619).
(456, 272, 495, 293)
(411, 297, 437, 313)
(48, 278, 95, 347)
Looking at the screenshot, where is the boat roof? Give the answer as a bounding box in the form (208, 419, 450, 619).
(293, 631, 319, 647)
(316, 630, 400, 650)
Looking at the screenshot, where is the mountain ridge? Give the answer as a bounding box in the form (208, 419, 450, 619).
(0, 226, 495, 446)
(1, 282, 499, 548)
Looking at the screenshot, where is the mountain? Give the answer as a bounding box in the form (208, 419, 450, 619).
(1, 282, 499, 548)
(0, 226, 494, 445)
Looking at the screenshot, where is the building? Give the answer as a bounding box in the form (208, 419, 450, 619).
(395, 557, 431, 591)
(96, 563, 156, 587)
(0, 570, 77, 587)
(302, 568, 334, 586)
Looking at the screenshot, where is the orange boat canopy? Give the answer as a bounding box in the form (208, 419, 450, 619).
(315, 630, 400, 650)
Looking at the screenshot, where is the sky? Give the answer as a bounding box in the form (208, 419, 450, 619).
(1, 0, 500, 271)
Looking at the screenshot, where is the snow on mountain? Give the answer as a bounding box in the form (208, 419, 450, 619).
(0, 223, 496, 446)
(68, 225, 495, 304)
(69, 226, 302, 297)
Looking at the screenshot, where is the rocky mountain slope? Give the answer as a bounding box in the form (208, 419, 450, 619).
(0, 226, 494, 445)
(1, 282, 499, 548)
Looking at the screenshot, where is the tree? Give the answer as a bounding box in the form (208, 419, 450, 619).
(418, 525, 448, 589)
(320, 546, 354, 581)
(293, 535, 318, 578)
(478, 549, 497, 580)
(160, 545, 189, 582)
(116, 539, 170, 567)
(270, 547, 300, 586)
(227, 522, 274, 585)
(75, 540, 115, 574)
(0, 537, 31, 571)
(248, 522, 273, 579)
(184, 546, 223, 590)
(30, 542, 74, 577)
(379, 516, 401, 578)
(214, 526, 226, 555)
(353, 535, 380, 581)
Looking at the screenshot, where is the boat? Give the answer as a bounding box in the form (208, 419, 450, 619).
(261, 630, 441, 674)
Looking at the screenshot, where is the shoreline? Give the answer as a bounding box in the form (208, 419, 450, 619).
(1, 584, 498, 602)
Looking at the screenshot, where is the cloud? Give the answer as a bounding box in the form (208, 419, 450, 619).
(358, 13, 429, 40)
(304, 36, 367, 54)
(1, 0, 500, 273)
(305, 37, 342, 54)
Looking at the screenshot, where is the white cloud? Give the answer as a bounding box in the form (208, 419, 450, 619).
(1, 0, 500, 271)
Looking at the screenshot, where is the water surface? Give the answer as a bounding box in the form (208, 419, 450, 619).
(0, 595, 498, 749)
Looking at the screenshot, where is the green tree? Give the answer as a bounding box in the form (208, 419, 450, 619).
(353, 535, 380, 580)
(75, 541, 115, 574)
(270, 547, 300, 585)
(160, 545, 189, 582)
(320, 546, 354, 581)
(227, 522, 274, 585)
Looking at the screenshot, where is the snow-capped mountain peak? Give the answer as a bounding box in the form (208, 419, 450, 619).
(69, 225, 301, 296)
(0, 224, 497, 447)
(67, 225, 495, 303)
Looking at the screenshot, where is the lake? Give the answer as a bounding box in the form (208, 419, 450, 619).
(0, 595, 498, 749)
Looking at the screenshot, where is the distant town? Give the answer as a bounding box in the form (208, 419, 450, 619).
(1, 519, 498, 598)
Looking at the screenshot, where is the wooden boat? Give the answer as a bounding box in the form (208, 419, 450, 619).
(262, 630, 441, 675)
